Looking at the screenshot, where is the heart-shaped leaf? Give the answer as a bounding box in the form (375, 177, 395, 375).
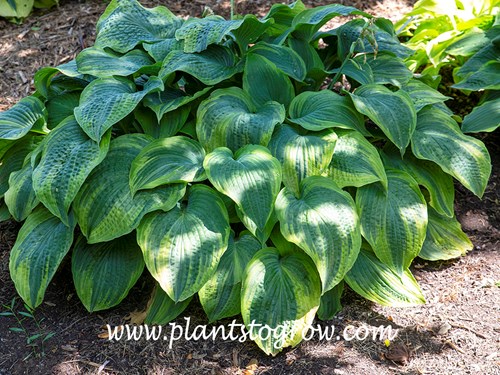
(0, 97, 47, 140)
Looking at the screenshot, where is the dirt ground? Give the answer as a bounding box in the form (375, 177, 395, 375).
(1, 0, 499, 374)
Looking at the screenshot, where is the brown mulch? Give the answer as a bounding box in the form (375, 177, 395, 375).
(1, 1, 500, 374)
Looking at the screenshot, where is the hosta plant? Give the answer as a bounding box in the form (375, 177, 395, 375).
(0, 0, 492, 355)
(0, 0, 59, 21)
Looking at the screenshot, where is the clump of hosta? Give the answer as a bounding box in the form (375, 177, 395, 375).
(0, 0, 491, 355)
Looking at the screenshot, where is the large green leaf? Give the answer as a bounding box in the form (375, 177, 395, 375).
(462, 95, 500, 133)
(401, 79, 450, 112)
(158, 45, 241, 86)
(344, 247, 425, 307)
(0, 97, 47, 140)
(411, 107, 491, 198)
(268, 124, 337, 196)
(72, 233, 144, 312)
(143, 38, 184, 62)
(73, 134, 186, 244)
(94, 0, 182, 53)
(288, 90, 366, 134)
(199, 232, 262, 322)
(196, 87, 285, 152)
(349, 84, 416, 154)
(33, 60, 82, 99)
(354, 53, 413, 88)
(249, 42, 306, 81)
(356, 169, 427, 274)
(275, 176, 361, 292)
(204, 146, 282, 243)
(327, 129, 387, 189)
(46, 92, 81, 129)
(4, 162, 38, 222)
(144, 284, 192, 325)
(137, 185, 230, 302)
(129, 136, 206, 194)
(317, 281, 343, 321)
(32, 116, 111, 225)
(261, 1, 306, 40)
(76, 48, 155, 78)
(419, 207, 473, 261)
(453, 61, 500, 91)
(134, 106, 190, 139)
(9, 207, 76, 309)
(0, 0, 33, 18)
(74, 76, 163, 142)
(243, 53, 295, 108)
(382, 146, 455, 218)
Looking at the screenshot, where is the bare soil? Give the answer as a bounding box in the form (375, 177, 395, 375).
(1, 1, 499, 374)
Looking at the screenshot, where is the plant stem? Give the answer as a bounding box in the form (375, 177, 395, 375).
(230, 0, 235, 20)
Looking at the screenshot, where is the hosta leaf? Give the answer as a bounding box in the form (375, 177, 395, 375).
(0, 200, 10, 222)
(241, 247, 321, 355)
(243, 53, 295, 108)
(143, 38, 183, 62)
(349, 84, 416, 154)
(46, 92, 81, 129)
(0, 0, 33, 18)
(317, 281, 343, 321)
(137, 185, 230, 301)
(268, 124, 337, 196)
(275, 176, 361, 292)
(453, 61, 500, 91)
(32, 116, 111, 225)
(159, 45, 240, 86)
(419, 207, 472, 261)
(74, 76, 163, 142)
(130, 136, 206, 193)
(249, 42, 306, 82)
(462, 95, 500, 133)
(401, 79, 450, 112)
(354, 53, 413, 88)
(288, 90, 366, 134)
(4, 162, 38, 222)
(344, 247, 425, 307)
(34, 60, 81, 99)
(144, 284, 192, 325)
(72, 233, 144, 312)
(95, 0, 182, 53)
(356, 170, 427, 274)
(204, 146, 282, 243)
(134, 106, 189, 139)
(199, 232, 262, 322)
(261, 1, 306, 40)
(196, 87, 285, 152)
(382, 146, 454, 218)
(144, 86, 211, 122)
(327, 129, 387, 188)
(230, 15, 274, 50)
(73, 134, 186, 244)
(454, 42, 499, 82)
(76, 48, 155, 77)
(9, 207, 76, 309)
(291, 4, 370, 41)
(0, 97, 47, 140)
(411, 107, 491, 198)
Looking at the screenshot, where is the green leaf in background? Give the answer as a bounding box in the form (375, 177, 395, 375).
(327, 129, 387, 189)
(74, 76, 163, 142)
(196, 87, 285, 152)
(453, 61, 500, 91)
(72, 233, 145, 312)
(129, 136, 206, 193)
(401, 79, 450, 112)
(46, 92, 81, 129)
(144, 86, 211, 122)
(344, 247, 425, 307)
(134, 106, 189, 139)
(349, 84, 416, 155)
(243, 53, 295, 108)
(268, 124, 337, 196)
(32, 116, 111, 226)
(317, 281, 343, 321)
(143, 38, 184, 62)
(0, 199, 11, 222)
(9, 207, 76, 309)
(249, 42, 306, 81)
(137, 185, 230, 302)
(241, 247, 321, 355)
(34, 60, 82, 99)
(382, 145, 455, 218)
(261, 0, 306, 40)
(159, 45, 241, 86)
(204, 145, 282, 243)
(199, 232, 262, 322)
(356, 169, 427, 275)
(419, 207, 473, 261)
(95, 0, 182, 53)
(76, 48, 155, 78)
(411, 106, 491, 198)
(0, 97, 47, 140)
(288, 90, 366, 134)
(73, 134, 186, 243)
(230, 15, 274, 50)
(144, 284, 192, 325)
(462, 94, 500, 133)
(275, 176, 361, 292)
(4, 162, 38, 222)
(354, 53, 413, 88)
(0, 0, 34, 18)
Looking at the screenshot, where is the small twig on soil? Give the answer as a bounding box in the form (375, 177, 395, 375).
(450, 323, 488, 339)
(443, 340, 465, 354)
